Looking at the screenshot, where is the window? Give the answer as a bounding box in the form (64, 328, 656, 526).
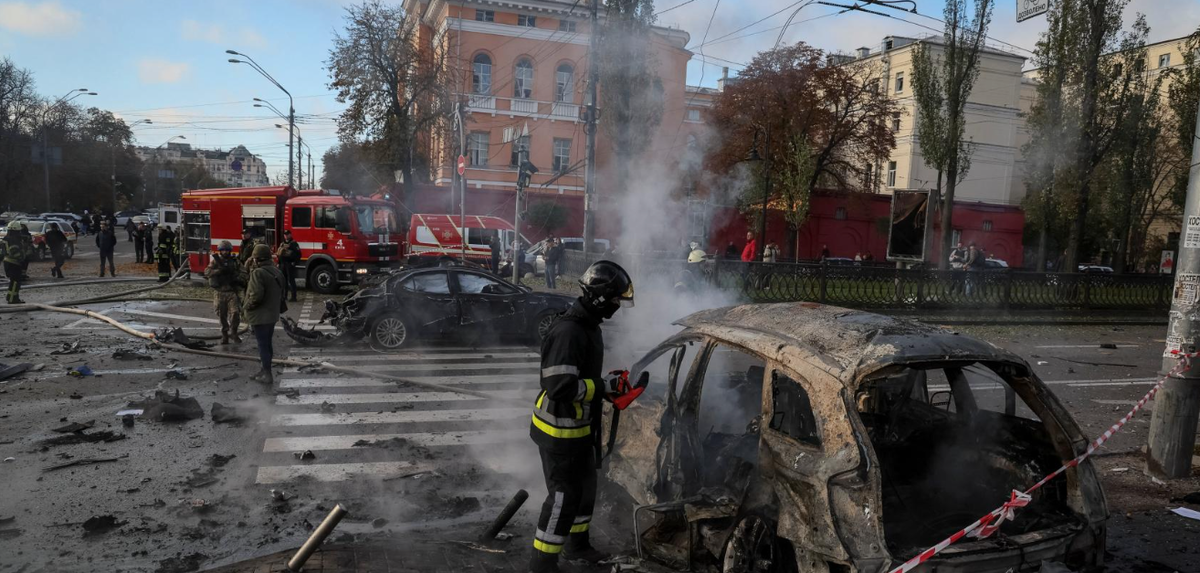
(863, 163, 873, 187)
(835, 207, 847, 220)
(457, 272, 517, 295)
(552, 138, 571, 173)
(517, 14, 536, 27)
(769, 371, 821, 447)
(951, 228, 962, 245)
(467, 227, 499, 247)
(555, 63, 574, 103)
(894, 71, 904, 93)
(514, 58, 534, 99)
(887, 161, 897, 187)
(467, 132, 489, 167)
(401, 272, 451, 294)
(292, 206, 312, 228)
(475, 9, 494, 22)
(686, 108, 701, 122)
(316, 206, 351, 233)
(1159, 53, 1171, 68)
(891, 112, 901, 132)
(982, 219, 993, 232)
(472, 53, 492, 94)
(510, 134, 530, 166)
(558, 20, 576, 32)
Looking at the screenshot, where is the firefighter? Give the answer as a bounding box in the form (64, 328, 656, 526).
(275, 229, 301, 302)
(529, 260, 635, 573)
(3, 221, 31, 304)
(155, 230, 172, 283)
(158, 226, 177, 269)
(204, 241, 246, 345)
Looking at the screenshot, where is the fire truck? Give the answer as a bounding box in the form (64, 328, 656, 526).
(406, 214, 529, 262)
(181, 186, 402, 293)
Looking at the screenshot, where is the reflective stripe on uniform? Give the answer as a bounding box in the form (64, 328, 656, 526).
(535, 529, 566, 545)
(531, 414, 591, 439)
(570, 522, 590, 533)
(534, 539, 563, 554)
(542, 365, 579, 377)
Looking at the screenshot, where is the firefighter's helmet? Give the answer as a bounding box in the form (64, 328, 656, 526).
(687, 249, 706, 264)
(218, 240, 233, 252)
(579, 260, 634, 313)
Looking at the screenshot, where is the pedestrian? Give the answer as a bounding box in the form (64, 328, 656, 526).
(724, 242, 739, 260)
(96, 221, 117, 277)
(2, 221, 31, 303)
(741, 232, 757, 263)
(963, 243, 980, 295)
(90, 213, 101, 237)
(133, 222, 148, 263)
(45, 222, 68, 279)
(155, 230, 172, 283)
(514, 239, 528, 282)
(529, 261, 637, 573)
(820, 244, 830, 262)
(544, 238, 563, 290)
(275, 229, 301, 302)
(141, 223, 155, 265)
(242, 243, 285, 385)
(204, 241, 246, 345)
(948, 241, 966, 269)
(125, 218, 136, 242)
(763, 241, 780, 263)
(238, 228, 258, 267)
(80, 211, 90, 235)
(489, 236, 501, 274)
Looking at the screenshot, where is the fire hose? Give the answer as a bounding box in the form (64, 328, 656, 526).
(887, 350, 1195, 573)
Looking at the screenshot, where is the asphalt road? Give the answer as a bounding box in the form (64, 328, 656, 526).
(0, 237, 1197, 573)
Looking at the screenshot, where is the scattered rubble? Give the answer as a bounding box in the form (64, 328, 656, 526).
(51, 420, 95, 433)
(165, 370, 189, 380)
(81, 515, 124, 537)
(128, 390, 203, 422)
(112, 349, 153, 361)
(207, 454, 236, 468)
(294, 450, 316, 461)
(38, 430, 125, 448)
(66, 365, 94, 377)
(0, 362, 32, 381)
(50, 342, 83, 355)
(155, 552, 208, 573)
(43, 455, 127, 472)
(210, 403, 243, 424)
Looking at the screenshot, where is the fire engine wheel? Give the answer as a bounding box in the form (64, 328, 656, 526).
(371, 313, 411, 350)
(309, 264, 339, 294)
(722, 516, 781, 573)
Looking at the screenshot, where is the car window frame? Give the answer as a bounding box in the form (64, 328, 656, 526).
(398, 269, 453, 295)
(453, 270, 519, 296)
(763, 364, 826, 452)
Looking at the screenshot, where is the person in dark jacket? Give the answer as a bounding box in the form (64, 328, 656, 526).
(155, 230, 173, 283)
(3, 221, 32, 303)
(529, 261, 636, 573)
(133, 222, 149, 263)
(489, 236, 501, 273)
(275, 229, 301, 302)
(238, 228, 259, 268)
(543, 238, 564, 289)
(96, 221, 117, 277)
(125, 218, 136, 241)
(141, 224, 155, 265)
(44, 223, 68, 278)
(243, 244, 285, 384)
(724, 242, 739, 260)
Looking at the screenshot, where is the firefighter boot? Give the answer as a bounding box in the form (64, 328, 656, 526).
(563, 534, 609, 565)
(529, 548, 566, 573)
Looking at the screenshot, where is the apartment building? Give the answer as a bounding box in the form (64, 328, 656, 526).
(402, 0, 712, 209)
(134, 143, 271, 188)
(847, 35, 1027, 205)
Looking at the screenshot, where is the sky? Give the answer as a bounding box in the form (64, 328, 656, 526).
(2, 0, 1197, 184)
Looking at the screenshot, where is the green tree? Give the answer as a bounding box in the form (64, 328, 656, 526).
(526, 201, 569, 237)
(910, 0, 992, 269)
(598, 0, 663, 197)
(1167, 28, 1200, 208)
(320, 141, 391, 195)
(327, 0, 450, 208)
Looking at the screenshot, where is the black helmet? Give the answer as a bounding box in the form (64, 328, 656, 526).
(579, 260, 634, 310)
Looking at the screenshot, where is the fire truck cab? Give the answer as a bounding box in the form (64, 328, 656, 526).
(182, 186, 401, 293)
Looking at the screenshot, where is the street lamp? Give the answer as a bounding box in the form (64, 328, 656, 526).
(42, 88, 97, 211)
(147, 135, 186, 207)
(273, 121, 306, 189)
(743, 128, 770, 261)
(229, 51, 294, 187)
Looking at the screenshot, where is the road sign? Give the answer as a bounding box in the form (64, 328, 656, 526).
(1016, 0, 1049, 22)
(457, 155, 466, 176)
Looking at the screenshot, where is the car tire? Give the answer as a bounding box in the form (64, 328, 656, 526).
(371, 313, 411, 350)
(66, 243, 75, 259)
(520, 263, 535, 278)
(309, 264, 339, 294)
(533, 311, 560, 343)
(722, 515, 783, 573)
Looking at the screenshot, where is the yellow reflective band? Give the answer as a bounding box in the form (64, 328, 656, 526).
(534, 539, 564, 554)
(531, 414, 592, 439)
(536, 391, 545, 409)
(583, 378, 596, 402)
(570, 523, 590, 533)
(574, 402, 583, 419)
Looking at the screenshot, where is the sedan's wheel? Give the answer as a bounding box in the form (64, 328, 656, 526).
(372, 314, 410, 350)
(722, 516, 778, 573)
(534, 312, 560, 342)
(66, 243, 75, 259)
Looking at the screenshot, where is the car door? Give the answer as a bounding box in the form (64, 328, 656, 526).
(453, 270, 523, 333)
(395, 270, 460, 333)
(760, 366, 860, 562)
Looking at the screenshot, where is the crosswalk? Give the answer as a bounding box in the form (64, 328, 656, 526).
(255, 344, 543, 487)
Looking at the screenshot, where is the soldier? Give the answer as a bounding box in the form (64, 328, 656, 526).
(3, 221, 31, 303)
(275, 229, 301, 302)
(243, 244, 285, 384)
(238, 228, 258, 268)
(155, 230, 172, 283)
(204, 241, 246, 345)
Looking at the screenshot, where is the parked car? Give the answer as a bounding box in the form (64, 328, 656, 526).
(40, 212, 83, 224)
(611, 303, 1107, 573)
(1078, 265, 1113, 274)
(287, 266, 574, 350)
(0, 219, 78, 259)
(114, 209, 142, 227)
(0, 211, 29, 226)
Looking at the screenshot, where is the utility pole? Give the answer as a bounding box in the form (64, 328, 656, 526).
(110, 144, 117, 214)
(1148, 97, 1200, 479)
(581, 0, 600, 256)
(297, 132, 304, 189)
(456, 104, 467, 260)
(514, 126, 538, 284)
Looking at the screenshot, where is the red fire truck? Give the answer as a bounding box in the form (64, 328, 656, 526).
(406, 213, 529, 262)
(181, 186, 402, 293)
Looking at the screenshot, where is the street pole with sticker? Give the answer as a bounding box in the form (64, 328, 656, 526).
(1148, 97, 1200, 479)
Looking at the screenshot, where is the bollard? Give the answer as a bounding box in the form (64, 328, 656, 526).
(478, 489, 529, 542)
(287, 503, 348, 572)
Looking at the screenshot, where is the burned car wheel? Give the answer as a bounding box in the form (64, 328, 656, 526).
(371, 313, 411, 350)
(722, 516, 780, 573)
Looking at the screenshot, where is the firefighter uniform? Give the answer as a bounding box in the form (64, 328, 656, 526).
(529, 261, 634, 573)
(155, 234, 172, 283)
(205, 242, 246, 344)
(3, 222, 31, 304)
(171, 228, 185, 271)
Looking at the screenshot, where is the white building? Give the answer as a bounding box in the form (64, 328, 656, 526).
(135, 143, 271, 188)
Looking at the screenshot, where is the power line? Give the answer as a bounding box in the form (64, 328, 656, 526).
(654, 0, 696, 17)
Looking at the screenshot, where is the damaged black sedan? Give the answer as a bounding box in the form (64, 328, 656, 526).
(286, 266, 574, 349)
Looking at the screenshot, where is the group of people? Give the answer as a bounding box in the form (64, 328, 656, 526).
(482, 235, 567, 288)
(92, 220, 184, 281)
(202, 228, 300, 385)
(721, 232, 781, 263)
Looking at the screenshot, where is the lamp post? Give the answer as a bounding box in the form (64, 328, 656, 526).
(275, 123, 311, 189)
(113, 119, 152, 212)
(230, 51, 294, 187)
(148, 135, 186, 207)
(743, 128, 771, 261)
(42, 88, 96, 211)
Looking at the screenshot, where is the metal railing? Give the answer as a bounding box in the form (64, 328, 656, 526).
(559, 251, 1172, 312)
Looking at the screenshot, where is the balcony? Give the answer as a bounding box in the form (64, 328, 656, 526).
(460, 94, 581, 122)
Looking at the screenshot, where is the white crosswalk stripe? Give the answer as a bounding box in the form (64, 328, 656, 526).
(256, 343, 541, 485)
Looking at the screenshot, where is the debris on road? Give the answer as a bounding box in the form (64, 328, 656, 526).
(43, 455, 127, 472)
(81, 515, 124, 536)
(371, 517, 388, 528)
(0, 362, 32, 381)
(210, 402, 243, 424)
(1099, 342, 1119, 349)
(38, 430, 125, 448)
(164, 369, 189, 380)
(1170, 507, 1200, 521)
(319, 401, 335, 412)
(294, 450, 316, 461)
(155, 552, 208, 573)
(112, 349, 153, 361)
(51, 420, 95, 433)
(0, 528, 22, 540)
(207, 454, 235, 468)
(122, 414, 135, 428)
(50, 342, 83, 355)
(128, 390, 203, 422)
(154, 327, 212, 350)
(66, 365, 94, 377)
(269, 489, 291, 502)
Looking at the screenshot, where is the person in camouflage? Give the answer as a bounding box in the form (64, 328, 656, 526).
(204, 241, 246, 345)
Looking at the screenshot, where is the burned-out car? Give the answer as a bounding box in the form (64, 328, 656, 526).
(609, 303, 1106, 573)
(288, 266, 573, 349)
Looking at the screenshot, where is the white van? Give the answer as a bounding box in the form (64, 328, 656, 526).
(157, 203, 182, 232)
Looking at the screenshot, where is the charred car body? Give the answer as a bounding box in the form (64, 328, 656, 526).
(285, 266, 574, 349)
(609, 303, 1106, 573)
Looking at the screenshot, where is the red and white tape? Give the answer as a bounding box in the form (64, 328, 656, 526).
(887, 351, 1195, 573)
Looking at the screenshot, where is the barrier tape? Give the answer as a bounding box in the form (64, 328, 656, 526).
(887, 351, 1196, 573)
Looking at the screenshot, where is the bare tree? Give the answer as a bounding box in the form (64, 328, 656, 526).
(910, 0, 993, 269)
(0, 57, 41, 202)
(327, 0, 451, 205)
